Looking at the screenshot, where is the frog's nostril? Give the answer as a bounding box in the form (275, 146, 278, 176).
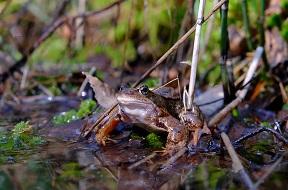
(119, 84, 129, 92)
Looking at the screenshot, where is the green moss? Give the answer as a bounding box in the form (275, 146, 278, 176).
(12, 121, 31, 135)
(0, 121, 45, 164)
(77, 99, 97, 118)
(52, 110, 79, 125)
(145, 133, 164, 149)
(52, 99, 97, 125)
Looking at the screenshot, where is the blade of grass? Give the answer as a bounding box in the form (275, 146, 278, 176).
(241, 0, 253, 51)
(220, 0, 236, 104)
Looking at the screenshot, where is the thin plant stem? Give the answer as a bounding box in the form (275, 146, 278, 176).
(121, 0, 134, 69)
(220, 0, 236, 104)
(187, 0, 206, 109)
(258, 0, 269, 69)
(201, 0, 217, 56)
(241, 0, 253, 51)
(75, 0, 86, 48)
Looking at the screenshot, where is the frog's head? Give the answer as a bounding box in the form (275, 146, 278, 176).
(116, 85, 162, 120)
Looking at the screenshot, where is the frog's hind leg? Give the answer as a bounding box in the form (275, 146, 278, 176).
(190, 128, 201, 146)
(190, 122, 211, 146)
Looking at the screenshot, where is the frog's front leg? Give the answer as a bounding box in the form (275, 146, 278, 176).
(95, 108, 122, 145)
(158, 116, 189, 155)
(96, 116, 120, 145)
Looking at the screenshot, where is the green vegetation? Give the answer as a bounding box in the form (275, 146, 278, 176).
(77, 99, 97, 118)
(145, 133, 164, 149)
(186, 161, 231, 190)
(240, 139, 275, 165)
(0, 121, 45, 151)
(281, 20, 288, 41)
(260, 121, 273, 128)
(266, 14, 282, 29)
(144, 78, 160, 88)
(282, 103, 288, 111)
(58, 162, 83, 180)
(0, 121, 45, 164)
(231, 108, 239, 118)
(52, 99, 97, 125)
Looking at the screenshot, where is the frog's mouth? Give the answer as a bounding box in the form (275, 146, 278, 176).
(117, 95, 155, 116)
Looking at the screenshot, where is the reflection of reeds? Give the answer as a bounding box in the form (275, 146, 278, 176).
(241, 0, 253, 51)
(220, 0, 236, 104)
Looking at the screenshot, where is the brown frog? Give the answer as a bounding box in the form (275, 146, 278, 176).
(96, 85, 210, 154)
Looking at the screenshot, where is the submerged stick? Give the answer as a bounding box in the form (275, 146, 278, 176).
(254, 152, 286, 188)
(160, 147, 188, 169)
(128, 152, 157, 170)
(221, 132, 255, 190)
(233, 126, 288, 145)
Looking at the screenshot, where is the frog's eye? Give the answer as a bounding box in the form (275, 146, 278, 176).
(139, 85, 149, 95)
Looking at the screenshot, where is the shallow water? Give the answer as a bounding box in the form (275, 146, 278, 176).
(0, 96, 287, 190)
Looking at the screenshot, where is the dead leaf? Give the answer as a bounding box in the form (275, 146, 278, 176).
(84, 73, 117, 109)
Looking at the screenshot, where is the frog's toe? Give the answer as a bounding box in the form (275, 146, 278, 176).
(202, 123, 211, 134)
(160, 148, 174, 156)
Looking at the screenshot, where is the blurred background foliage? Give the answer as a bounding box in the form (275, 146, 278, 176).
(0, 0, 287, 89)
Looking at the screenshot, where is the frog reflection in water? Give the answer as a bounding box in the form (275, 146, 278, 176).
(97, 85, 211, 154)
